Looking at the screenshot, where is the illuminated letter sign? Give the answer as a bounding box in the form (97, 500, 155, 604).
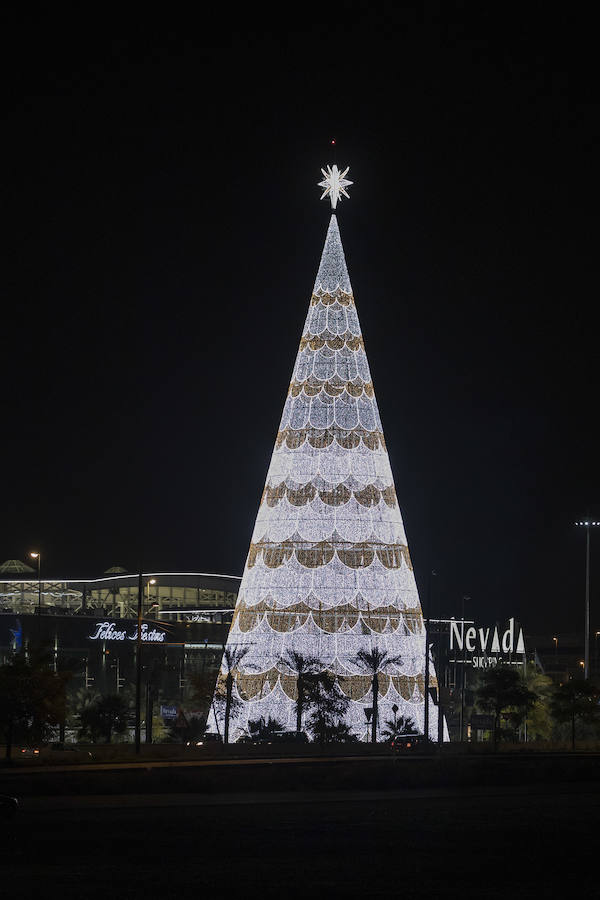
(88, 622, 127, 641)
(88, 622, 166, 643)
(478, 627, 490, 651)
(502, 618, 515, 653)
(450, 620, 464, 650)
(449, 617, 526, 666)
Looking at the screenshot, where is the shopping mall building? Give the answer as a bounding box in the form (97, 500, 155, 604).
(2, 559, 558, 743)
(0, 560, 240, 732)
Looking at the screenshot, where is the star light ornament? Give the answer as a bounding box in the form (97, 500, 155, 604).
(318, 164, 353, 209)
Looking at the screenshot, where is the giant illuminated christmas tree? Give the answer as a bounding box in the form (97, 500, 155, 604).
(208, 165, 441, 742)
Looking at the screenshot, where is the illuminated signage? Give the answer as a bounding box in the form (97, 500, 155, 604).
(87, 622, 166, 643)
(449, 617, 525, 668)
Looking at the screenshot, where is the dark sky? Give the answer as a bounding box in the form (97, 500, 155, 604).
(3, 6, 598, 635)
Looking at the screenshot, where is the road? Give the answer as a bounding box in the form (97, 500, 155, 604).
(1, 752, 401, 774)
(2, 782, 598, 899)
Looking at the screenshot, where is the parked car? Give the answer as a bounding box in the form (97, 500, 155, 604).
(273, 731, 308, 744)
(390, 734, 426, 750)
(18, 747, 41, 757)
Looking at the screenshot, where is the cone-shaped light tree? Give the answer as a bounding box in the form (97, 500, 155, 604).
(208, 164, 442, 742)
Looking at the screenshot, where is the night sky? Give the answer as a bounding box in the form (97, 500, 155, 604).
(4, 7, 597, 635)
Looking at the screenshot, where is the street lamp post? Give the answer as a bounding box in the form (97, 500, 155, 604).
(575, 521, 600, 679)
(423, 570, 436, 744)
(135, 575, 156, 754)
(146, 578, 157, 610)
(30, 551, 41, 616)
(29, 551, 42, 648)
(145, 579, 157, 745)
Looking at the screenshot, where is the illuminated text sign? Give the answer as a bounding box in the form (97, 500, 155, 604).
(449, 617, 525, 668)
(87, 621, 166, 643)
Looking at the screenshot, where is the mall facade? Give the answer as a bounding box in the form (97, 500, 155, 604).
(0, 562, 240, 736)
(0, 561, 539, 742)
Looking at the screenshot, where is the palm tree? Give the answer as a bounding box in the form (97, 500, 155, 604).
(381, 712, 418, 741)
(221, 646, 250, 744)
(282, 650, 320, 733)
(304, 672, 350, 744)
(247, 716, 286, 740)
(352, 647, 402, 744)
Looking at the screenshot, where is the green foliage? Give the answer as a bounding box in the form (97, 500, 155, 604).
(149, 714, 169, 743)
(0, 648, 71, 759)
(167, 713, 205, 744)
(351, 648, 402, 743)
(475, 665, 538, 743)
(381, 714, 419, 741)
(522, 662, 554, 740)
(281, 650, 320, 732)
(247, 716, 285, 738)
(78, 694, 129, 743)
(305, 672, 350, 743)
(177, 669, 219, 741)
(221, 646, 251, 743)
(189, 669, 218, 711)
(550, 679, 600, 748)
(353, 648, 403, 672)
(322, 721, 358, 743)
(69, 686, 100, 715)
(213, 679, 243, 741)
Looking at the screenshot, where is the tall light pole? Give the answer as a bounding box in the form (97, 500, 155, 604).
(135, 575, 156, 753)
(459, 596, 470, 743)
(145, 578, 157, 744)
(575, 521, 600, 679)
(423, 570, 436, 744)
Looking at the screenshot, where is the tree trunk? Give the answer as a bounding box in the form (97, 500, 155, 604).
(296, 674, 303, 733)
(571, 706, 576, 751)
(372, 673, 379, 744)
(224, 672, 232, 744)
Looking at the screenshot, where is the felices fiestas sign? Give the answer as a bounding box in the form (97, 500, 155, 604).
(87, 622, 166, 643)
(449, 617, 525, 668)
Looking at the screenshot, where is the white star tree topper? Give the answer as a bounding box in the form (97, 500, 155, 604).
(318, 164, 353, 209)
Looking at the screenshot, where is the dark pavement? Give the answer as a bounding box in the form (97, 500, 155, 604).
(2, 782, 597, 899)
